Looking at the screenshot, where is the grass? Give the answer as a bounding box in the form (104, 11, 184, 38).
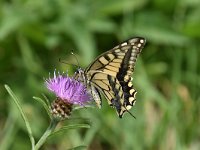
(0, 0, 200, 149)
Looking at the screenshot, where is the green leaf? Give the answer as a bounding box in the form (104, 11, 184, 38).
(73, 105, 95, 111)
(0, 109, 18, 150)
(98, 0, 146, 15)
(33, 96, 51, 119)
(134, 25, 190, 46)
(67, 145, 87, 150)
(17, 34, 43, 74)
(4, 85, 35, 150)
(50, 124, 90, 137)
(41, 94, 51, 107)
(67, 117, 92, 124)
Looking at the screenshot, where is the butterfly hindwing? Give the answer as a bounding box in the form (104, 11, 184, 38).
(72, 37, 146, 118)
(79, 37, 146, 117)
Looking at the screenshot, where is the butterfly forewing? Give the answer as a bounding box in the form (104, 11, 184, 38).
(82, 37, 146, 117)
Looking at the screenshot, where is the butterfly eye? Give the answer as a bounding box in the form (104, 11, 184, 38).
(76, 37, 146, 118)
(74, 70, 78, 76)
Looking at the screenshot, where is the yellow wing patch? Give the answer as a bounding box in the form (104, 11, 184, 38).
(80, 37, 146, 118)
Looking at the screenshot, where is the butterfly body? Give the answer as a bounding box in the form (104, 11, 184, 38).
(74, 37, 146, 118)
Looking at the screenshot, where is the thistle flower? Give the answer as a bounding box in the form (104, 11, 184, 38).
(45, 71, 91, 120)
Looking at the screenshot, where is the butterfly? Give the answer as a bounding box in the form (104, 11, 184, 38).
(74, 37, 146, 118)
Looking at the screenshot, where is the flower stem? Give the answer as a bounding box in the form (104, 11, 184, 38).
(35, 119, 59, 150)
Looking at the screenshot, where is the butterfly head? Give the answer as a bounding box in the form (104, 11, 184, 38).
(73, 68, 85, 82)
(72, 37, 146, 118)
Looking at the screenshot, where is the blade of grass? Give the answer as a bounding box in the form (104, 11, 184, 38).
(73, 105, 95, 111)
(33, 96, 51, 119)
(67, 145, 87, 150)
(0, 110, 18, 150)
(41, 94, 51, 108)
(67, 117, 92, 124)
(4, 84, 35, 150)
(50, 124, 90, 137)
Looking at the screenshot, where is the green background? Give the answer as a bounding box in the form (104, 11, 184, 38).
(0, 0, 200, 149)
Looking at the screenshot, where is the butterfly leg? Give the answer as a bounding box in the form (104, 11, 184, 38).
(90, 85, 102, 108)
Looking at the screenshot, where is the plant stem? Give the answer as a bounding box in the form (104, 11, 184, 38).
(35, 119, 59, 150)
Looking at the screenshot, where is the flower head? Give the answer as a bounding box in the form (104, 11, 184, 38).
(45, 71, 91, 120)
(46, 71, 91, 105)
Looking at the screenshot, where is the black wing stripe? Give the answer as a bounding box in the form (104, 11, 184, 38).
(84, 37, 146, 117)
(99, 56, 109, 65)
(93, 80, 110, 91)
(109, 62, 121, 68)
(105, 65, 119, 72)
(116, 47, 132, 82)
(107, 75, 126, 115)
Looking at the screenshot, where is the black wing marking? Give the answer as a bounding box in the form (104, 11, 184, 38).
(85, 37, 146, 117)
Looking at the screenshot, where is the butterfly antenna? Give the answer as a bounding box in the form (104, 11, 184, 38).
(58, 58, 79, 68)
(125, 107, 136, 119)
(71, 51, 80, 69)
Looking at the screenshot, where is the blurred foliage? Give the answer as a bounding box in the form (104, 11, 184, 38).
(0, 0, 200, 149)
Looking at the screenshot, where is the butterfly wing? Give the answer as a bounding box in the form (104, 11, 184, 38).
(85, 37, 146, 117)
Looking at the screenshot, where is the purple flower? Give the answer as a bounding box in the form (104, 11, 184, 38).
(45, 71, 92, 120)
(45, 71, 91, 106)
